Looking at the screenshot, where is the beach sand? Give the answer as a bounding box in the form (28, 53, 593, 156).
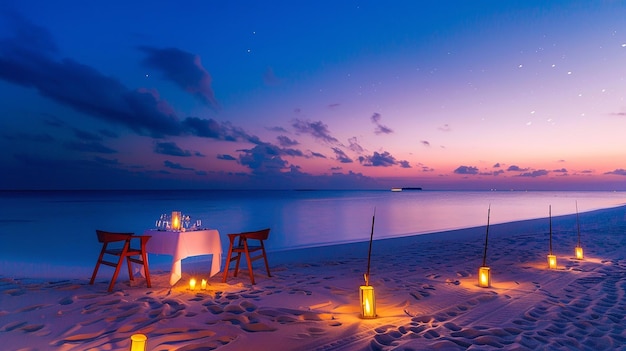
(1, 206, 625, 350)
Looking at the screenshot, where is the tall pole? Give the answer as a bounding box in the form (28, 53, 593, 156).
(482, 205, 491, 267)
(365, 208, 376, 286)
(549, 205, 553, 255)
(576, 201, 581, 247)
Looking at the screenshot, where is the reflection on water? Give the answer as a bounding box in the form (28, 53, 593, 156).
(0, 190, 624, 278)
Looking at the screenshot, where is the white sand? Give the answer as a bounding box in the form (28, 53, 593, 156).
(1, 206, 625, 350)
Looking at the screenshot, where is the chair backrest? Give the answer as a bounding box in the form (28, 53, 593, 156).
(242, 228, 270, 241)
(96, 230, 134, 243)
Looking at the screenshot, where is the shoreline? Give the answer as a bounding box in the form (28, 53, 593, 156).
(1, 205, 625, 350)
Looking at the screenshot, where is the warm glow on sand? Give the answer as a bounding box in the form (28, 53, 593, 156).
(478, 266, 491, 287)
(547, 254, 557, 269)
(359, 285, 376, 318)
(575, 246, 584, 260)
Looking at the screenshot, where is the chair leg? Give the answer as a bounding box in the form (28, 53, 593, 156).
(126, 256, 135, 282)
(222, 243, 234, 283)
(142, 251, 151, 288)
(108, 260, 124, 292)
(233, 252, 242, 277)
(243, 241, 256, 285)
(89, 248, 107, 285)
(261, 243, 271, 277)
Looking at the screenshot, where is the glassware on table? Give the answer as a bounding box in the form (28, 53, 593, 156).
(196, 219, 202, 230)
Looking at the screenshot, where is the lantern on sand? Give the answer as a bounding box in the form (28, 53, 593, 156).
(478, 266, 491, 288)
(575, 201, 584, 260)
(547, 205, 557, 269)
(360, 284, 376, 318)
(171, 211, 182, 231)
(575, 246, 584, 260)
(189, 278, 196, 291)
(478, 205, 492, 288)
(130, 334, 147, 351)
(359, 209, 377, 318)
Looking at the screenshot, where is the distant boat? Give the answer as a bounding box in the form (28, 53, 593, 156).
(391, 187, 422, 192)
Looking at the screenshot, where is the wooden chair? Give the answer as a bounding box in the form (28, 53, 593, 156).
(89, 230, 151, 292)
(222, 228, 271, 285)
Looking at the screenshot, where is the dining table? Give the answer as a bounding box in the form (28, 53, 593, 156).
(143, 228, 222, 286)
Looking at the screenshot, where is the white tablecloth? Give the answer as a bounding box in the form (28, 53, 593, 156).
(143, 229, 222, 286)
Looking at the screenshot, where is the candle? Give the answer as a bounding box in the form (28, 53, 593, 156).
(575, 246, 584, 260)
(201, 279, 207, 290)
(478, 266, 491, 288)
(359, 285, 376, 318)
(171, 211, 182, 231)
(189, 278, 196, 291)
(130, 334, 147, 351)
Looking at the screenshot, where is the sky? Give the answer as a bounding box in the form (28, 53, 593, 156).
(1, 1, 626, 191)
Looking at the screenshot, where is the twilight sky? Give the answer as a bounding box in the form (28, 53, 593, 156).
(1, 1, 626, 190)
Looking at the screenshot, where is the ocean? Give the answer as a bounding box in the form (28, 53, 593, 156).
(1, 189, 624, 279)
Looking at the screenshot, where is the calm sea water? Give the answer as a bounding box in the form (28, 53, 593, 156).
(1, 190, 624, 278)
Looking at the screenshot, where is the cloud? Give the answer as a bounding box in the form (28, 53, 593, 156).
(182, 117, 261, 143)
(154, 141, 192, 157)
(277, 135, 299, 147)
(518, 169, 549, 177)
(0, 20, 183, 137)
(0, 10, 58, 55)
(507, 165, 529, 172)
(311, 151, 326, 158)
(0, 18, 266, 143)
(438, 124, 452, 132)
(454, 165, 479, 175)
(398, 160, 411, 168)
(267, 126, 288, 133)
(348, 137, 364, 154)
(371, 113, 393, 135)
(164, 160, 194, 171)
(552, 168, 568, 173)
(238, 144, 289, 174)
(605, 169, 626, 176)
(292, 119, 338, 143)
(64, 141, 117, 154)
(478, 169, 505, 176)
(421, 140, 430, 147)
(332, 147, 353, 163)
(139, 46, 219, 110)
(217, 154, 236, 161)
(359, 151, 400, 167)
(493, 163, 501, 168)
(281, 148, 304, 157)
